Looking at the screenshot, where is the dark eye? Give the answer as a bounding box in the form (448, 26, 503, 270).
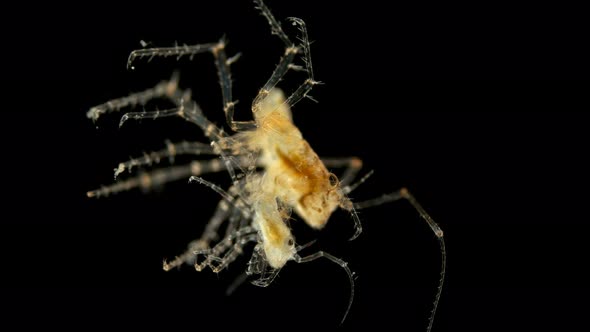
(328, 173, 339, 187)
(287, 238, 294, 246)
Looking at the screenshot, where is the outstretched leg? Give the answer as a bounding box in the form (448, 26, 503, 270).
(193, 227, 257, 272)
(87, 73, 228, 144)
(87, 157, 249, 198)
(354, 188, 445, 332)
(284, 17, 320, 108)
(127, 38, 254, 132)
(87, 74, 180, 122)
(294, 251, 355, 325)
(113, 140, 215, 179)
(252, 0, 319, 111)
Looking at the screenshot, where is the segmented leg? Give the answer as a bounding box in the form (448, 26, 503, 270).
(210, 234, 259, 273)
(284, 18, 320, 108)
(127, 43, 218, 70)
(189, 176, 252, 219)
(86, 74, 180, 122)
(163, 180, 253, 272)
(252, 0, 320, 111)
(254, 0, 292, 46)
(118, 98, 227, 143)
(87, 158, 239, 198)
(213, 39, 255, 132)
(194, 226, 257, 272)
(128, 38, 253, 132)
(197, 180, 252, 248)
(294, 250, 355, 325)
(113, 140, 214, 179)
(354, 188, 445, 332)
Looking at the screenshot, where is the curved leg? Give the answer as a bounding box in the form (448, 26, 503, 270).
(354, 188, 445, 332)
(252, 0, 319, 111)
(294, 251, 355, 325)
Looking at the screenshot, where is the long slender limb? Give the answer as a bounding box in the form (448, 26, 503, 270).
(87, 71, 228, 144)
(113, 140, 214, 179)
(211, 234, 259, 273)
(87, 75, 179, 122)
(104, 76, 242, 188)
(127, 42, 219, 70)
(294, 251, 355, 325)
(194, 227, 257, 271)
(88, 164, 190, 198)
(189, 176, 250, 216)
(87, 158, 231, 198)
(163, 176, 252, 271)
(284, 18, 320, 108)
(212, 39, 256, 132)
(199, 182, 250, 248)
(127, 38, 254, 132)
(252, 46, 299, 110)
(343, 170, 374, 195)
(251, 0, 302, 111)
(288, 17, 315, 81)
(165, 214, 255, 272)
(117, 98, 226, 142)
(354, 188, 445, 332)
(252, 3, 320, 113)
(254, 0, 292, 46)
(223, 186, 250, 238)
(162, 201, 234, 272)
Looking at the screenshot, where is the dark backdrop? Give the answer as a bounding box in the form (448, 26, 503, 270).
(2, 1, 588, 331)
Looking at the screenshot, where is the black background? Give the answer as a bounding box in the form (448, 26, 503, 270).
(2, 1, 589, 331)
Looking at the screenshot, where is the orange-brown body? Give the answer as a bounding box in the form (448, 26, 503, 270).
(229, 88, 347, 268)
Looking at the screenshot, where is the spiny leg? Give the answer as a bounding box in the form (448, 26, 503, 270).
(163, 202, 233, 271)
(354, 188, 445, 332)
(196, 182, 251, 249)
(253, 7, 319, 109)
(87, 73, 179, 122)
(254, 0, 292, 46)
(194, 227, 257, 272)
(251, 46, 299, 109)
(251, 0, 301, 109)
(284, 17, 320, 108)
(210, 234, 259, 273)
(212, 39, 255, 132)
(189, 176, 252, 219)
(163, 205, 251, 272)
(114, 86, 245, 185)
(127, 42, 219, 70)
(113, 140, 215, 179)
(223, 184, 253, 238)
(128, 38, 253, 132)
(118, 97, 227, 143)
(87, 72, 228, 145)
(87, 158, 236, 198)
(163, 174, 253, 272)
(119, 43, 237, 146)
